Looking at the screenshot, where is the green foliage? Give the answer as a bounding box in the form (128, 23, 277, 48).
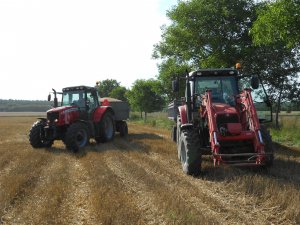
(153, 0, 258, 103)
(153, 0, 255, 68)
(129, 112, 175, 129)
(251, 0, 300, 48)
(96, 79, 120, 97)
(126, 79, 165, 118)
(109, 86, 128, 102)
(153, 0, 300, 128)
(156, 58, 189, 102)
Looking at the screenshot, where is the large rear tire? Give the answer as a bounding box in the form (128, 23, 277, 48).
(65, 122, 89, 152)
(29, 120, 53, 148)
(179, 129, 202, 176)
(260, 125, 274, 167)
(96, 112, 115, 143)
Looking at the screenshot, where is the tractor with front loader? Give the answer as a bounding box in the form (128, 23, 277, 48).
(168, 67, 274, 175)
(29, 85, 129, 152)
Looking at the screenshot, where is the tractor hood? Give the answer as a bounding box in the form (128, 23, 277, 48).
(46, 105, 80, 125)
(46, 105, 78, 114)
(212, 103, 237, 115)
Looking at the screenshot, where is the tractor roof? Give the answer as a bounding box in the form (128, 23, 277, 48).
(62, 86, 97, 92)
(189, 68, 238, 77)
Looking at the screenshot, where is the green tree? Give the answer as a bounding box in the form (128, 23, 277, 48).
(153, 0, 300, 128)
(242, 44, 300, 128)
(126, 79, 165, 120)
(153, 0, 256, 68)
(251, 0, 300, 48)
(109, 86, 128, 101)
(96, 79, 120, 97)
(153, 0, 256, 102)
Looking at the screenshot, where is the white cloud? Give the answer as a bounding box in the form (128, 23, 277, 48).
(0, 0, 175, 100)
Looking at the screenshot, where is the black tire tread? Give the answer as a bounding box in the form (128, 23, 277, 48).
(65, 122, 89, 152)
(119, 121, 128, 137)
(179, 129, 202, 176)
(260, 125, 274, 167)
(29, 120, 53, 148)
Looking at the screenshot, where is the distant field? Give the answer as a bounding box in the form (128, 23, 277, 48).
(0, 112, 46, 117)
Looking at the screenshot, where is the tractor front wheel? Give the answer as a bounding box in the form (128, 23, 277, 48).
(261, 125, 274, 167)
(65, 122, 89, 152)
(179, 129, 202, 176)
(29, 120, 53, 148)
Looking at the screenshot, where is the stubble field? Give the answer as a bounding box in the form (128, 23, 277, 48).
(0, 116, 299, 225)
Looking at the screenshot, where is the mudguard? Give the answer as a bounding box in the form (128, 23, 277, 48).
(93, 106, 114, 123)
(178, 105, 187, 125)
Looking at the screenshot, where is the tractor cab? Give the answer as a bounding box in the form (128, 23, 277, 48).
(61, 86, 100, 114)
(189, 69, 239, 107)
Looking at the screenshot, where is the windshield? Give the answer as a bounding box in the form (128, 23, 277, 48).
(62, 90, 85, 108)
(195, 76, 238, 105)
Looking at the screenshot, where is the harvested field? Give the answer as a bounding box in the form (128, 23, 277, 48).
(0, 116, 299, 225)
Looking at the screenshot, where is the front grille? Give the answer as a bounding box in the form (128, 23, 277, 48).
(47, 112, 59, 123)
(216, 114, 239, 129)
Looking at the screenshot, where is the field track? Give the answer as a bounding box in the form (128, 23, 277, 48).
(0, 117, 299, 225)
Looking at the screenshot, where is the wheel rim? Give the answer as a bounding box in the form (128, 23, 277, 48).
(76, 129, 87, 147)
(180, 141, 186, 164)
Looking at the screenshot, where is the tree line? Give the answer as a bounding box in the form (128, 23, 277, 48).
(0, 99, 51, 112)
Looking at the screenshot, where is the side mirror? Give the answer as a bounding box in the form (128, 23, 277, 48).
(172, 79, 179, 92)
(48, 94, 51, 101)
(251, 76, 259, 89)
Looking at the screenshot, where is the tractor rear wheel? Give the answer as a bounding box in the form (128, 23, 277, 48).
(29, 120, 53, 148)
(179, 129, 202, 176)
(261, 125, 274, 167)
(96, 112, 115, 143)
(65, 122, 89, 152)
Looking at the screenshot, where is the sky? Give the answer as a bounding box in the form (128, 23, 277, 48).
(0, 0, 178, 100)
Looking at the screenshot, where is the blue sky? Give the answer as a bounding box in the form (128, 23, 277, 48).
(0, 0, 178, 100)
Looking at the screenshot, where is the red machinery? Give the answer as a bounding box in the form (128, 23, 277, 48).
(29, 85, 129, 152)
(169, 68, 273, 175)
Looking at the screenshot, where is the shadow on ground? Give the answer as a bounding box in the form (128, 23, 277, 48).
(41, 132, 162, 157)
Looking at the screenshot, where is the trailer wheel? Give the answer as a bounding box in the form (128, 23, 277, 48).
(96, 112, 115, 143)
(29, 120, 53, 148)
(65, 122, 89, 152)
(119, 121, 128, 137)
(260, 125, 274, 167)
(179, 129, 202, 176)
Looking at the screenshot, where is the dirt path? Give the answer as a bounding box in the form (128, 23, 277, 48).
(0, 117, 299, 225)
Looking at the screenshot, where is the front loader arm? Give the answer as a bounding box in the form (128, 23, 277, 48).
(239, 89, 265, 156)
(202, 90, 220, 156)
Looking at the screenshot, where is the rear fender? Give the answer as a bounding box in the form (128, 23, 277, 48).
(93, 106, 114, 123)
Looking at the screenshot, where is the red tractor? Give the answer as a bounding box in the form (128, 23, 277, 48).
(169, 67, 273, 175)
(29, 85, 129, 152)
